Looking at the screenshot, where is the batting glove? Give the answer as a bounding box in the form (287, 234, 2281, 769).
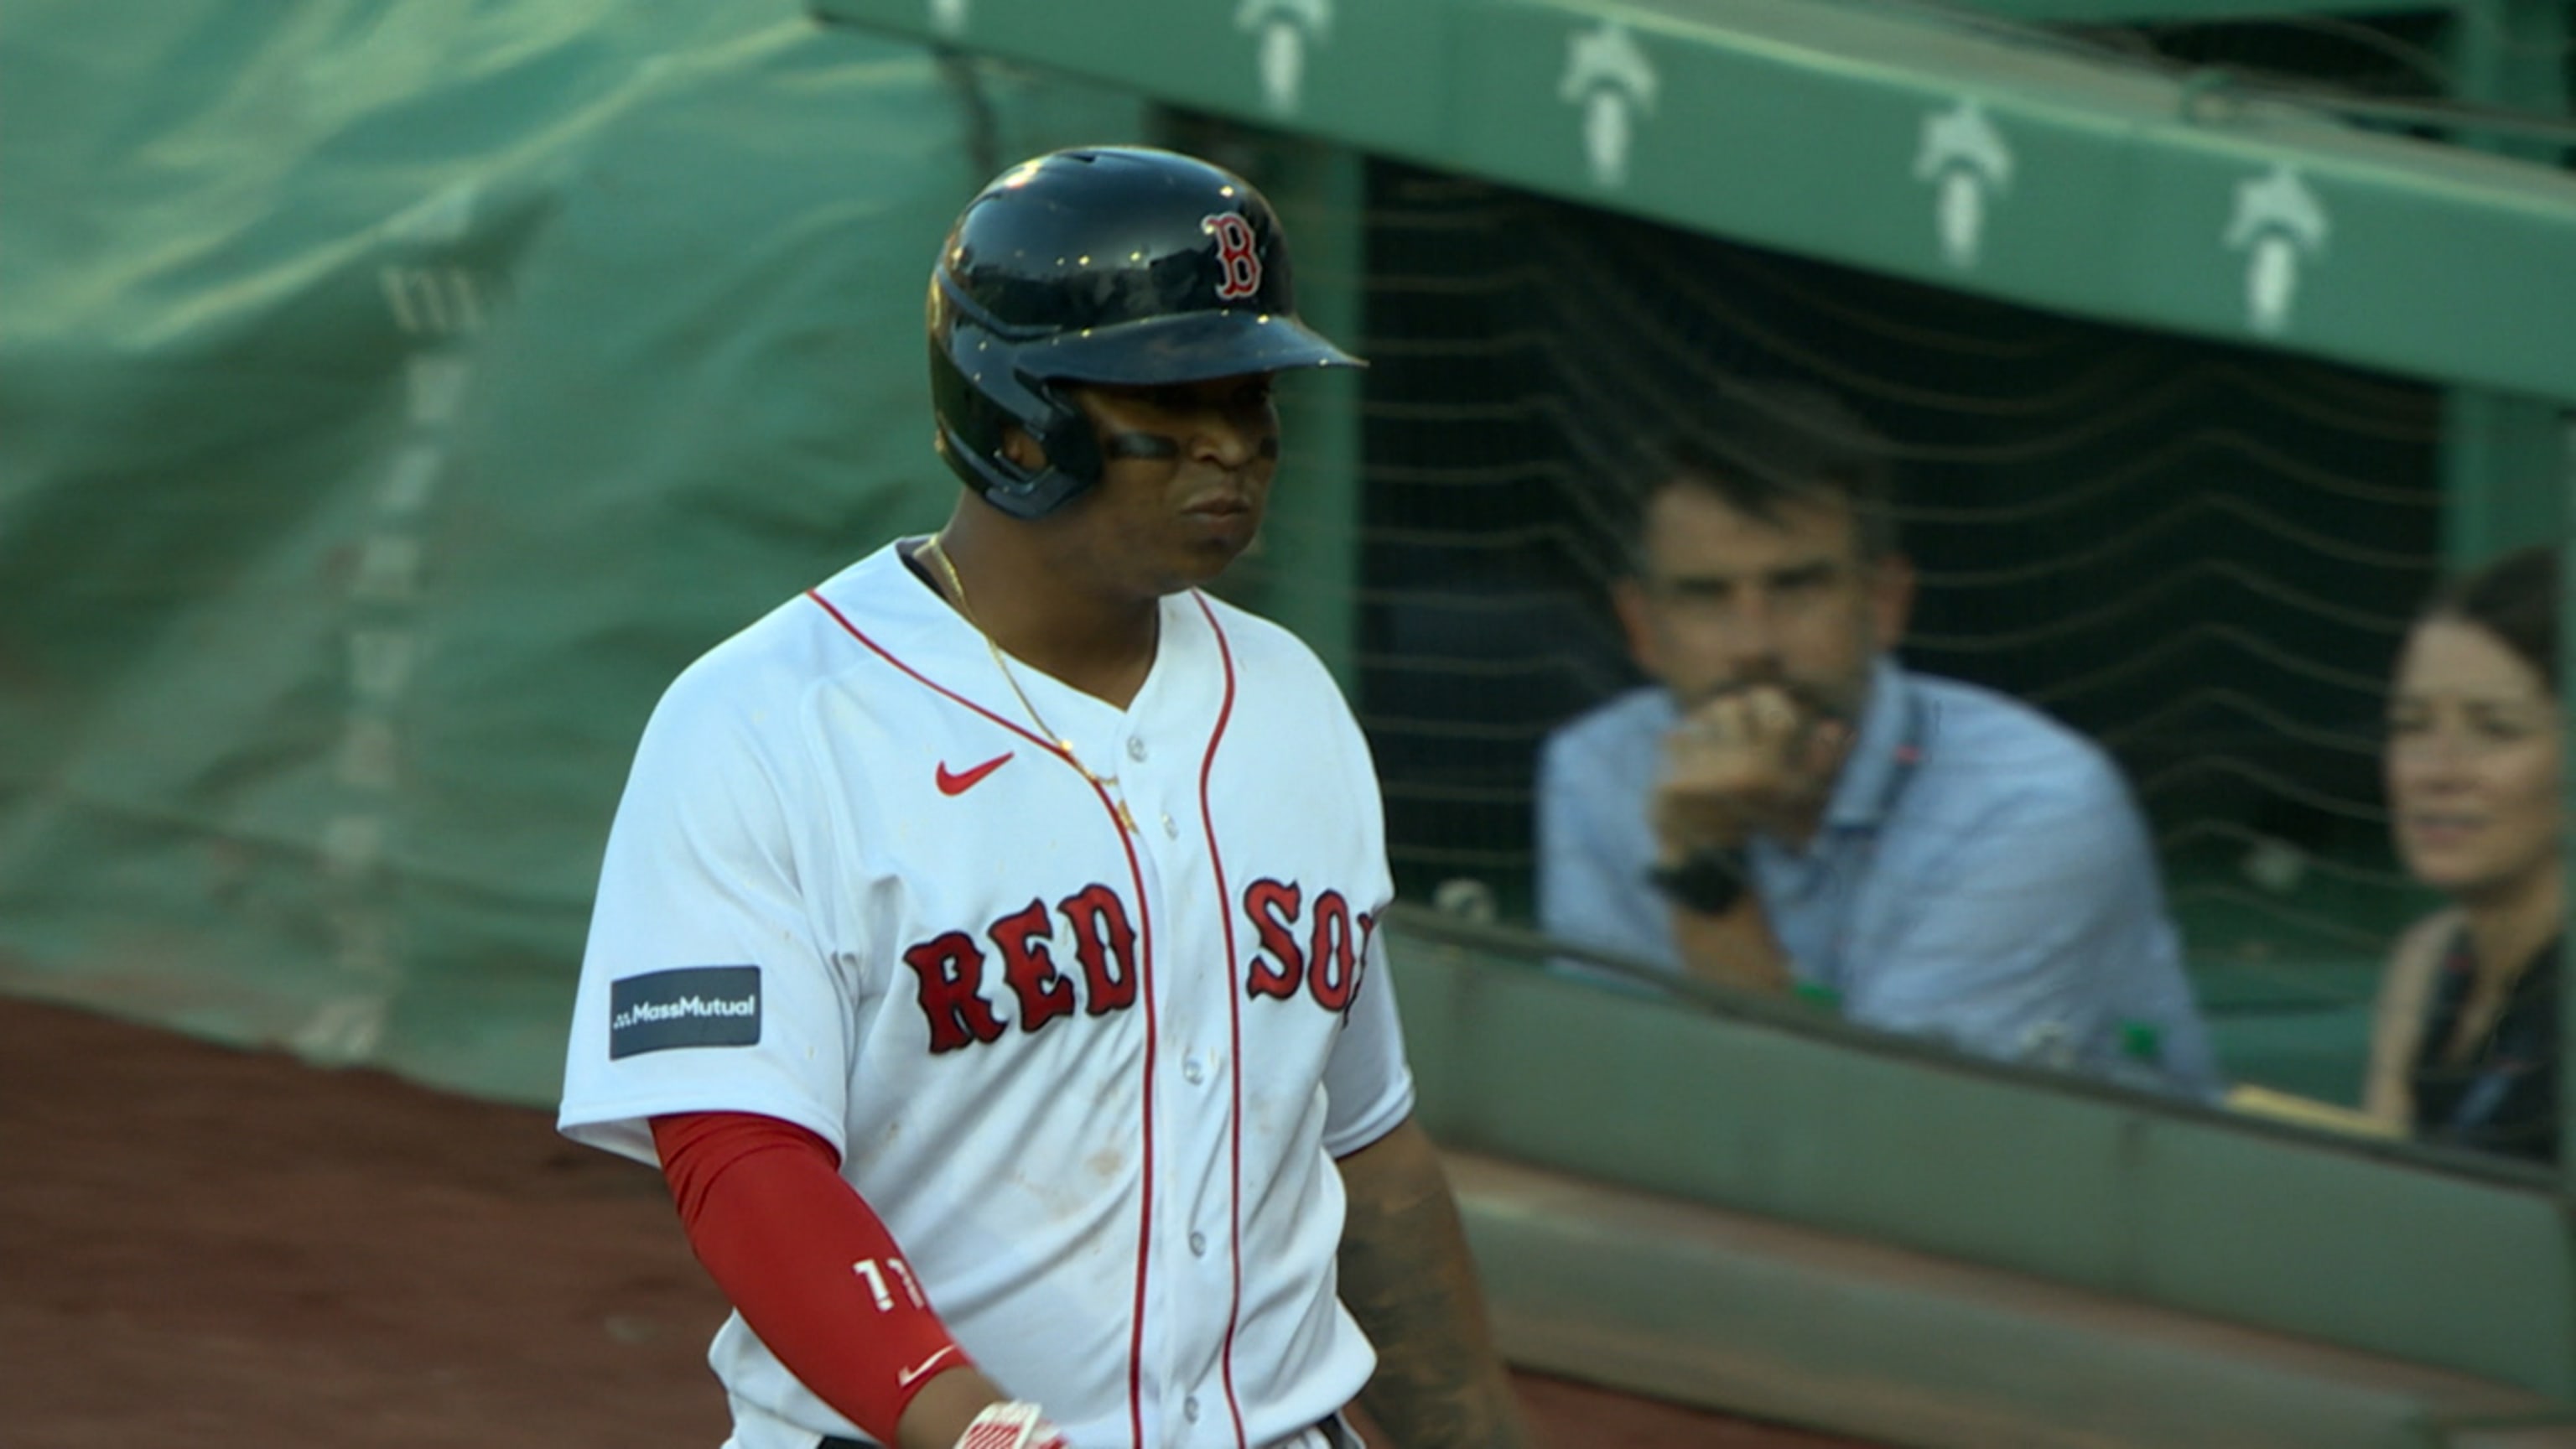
(954, 1400, 1070, 1449)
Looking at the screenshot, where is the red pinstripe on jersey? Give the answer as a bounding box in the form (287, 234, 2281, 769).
(1186, 592, 1250, 1449)
(803, 585, 1163, 1449)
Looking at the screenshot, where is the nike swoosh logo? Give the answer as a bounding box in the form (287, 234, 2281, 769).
(936, 752, 1014, 796)
(896, 1344, 960, 1389)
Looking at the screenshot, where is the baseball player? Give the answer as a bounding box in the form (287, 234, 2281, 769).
(558, 147, 1534, 1449)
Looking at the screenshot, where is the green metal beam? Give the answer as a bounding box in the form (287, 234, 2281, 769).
(2440, 391, 2568, 562)
(2452, 0, 2573, 128)
(813, 0, 2576, 402)
(1940, 0, 2458, 22)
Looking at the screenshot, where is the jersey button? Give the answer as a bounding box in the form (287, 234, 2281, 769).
(1188, 1231, 1207, 1256)
(1160, 812, 1178, 838)
(1127, 735, 1146, 762)
(1182, 1057, 1205, 1085)
(1183, 1397, 1201, 1423)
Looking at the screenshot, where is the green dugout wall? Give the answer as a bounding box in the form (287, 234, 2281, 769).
(0, 5, 1157, 1087)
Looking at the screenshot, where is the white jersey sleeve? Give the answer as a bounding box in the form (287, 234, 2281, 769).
(1319, 911, 1414, 1159)
(1277, 635, 1413, 1160)
(558, 639, 855, 1165)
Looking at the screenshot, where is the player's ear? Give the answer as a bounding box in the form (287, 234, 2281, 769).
(1000, 426, 1046, 472)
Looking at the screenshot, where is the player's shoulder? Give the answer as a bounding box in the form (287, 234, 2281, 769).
(646, 546, 906, 735)
(1186, 589, 1343, 688)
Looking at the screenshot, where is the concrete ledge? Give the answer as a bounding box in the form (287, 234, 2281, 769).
(1446, 1151, 2576, 1449)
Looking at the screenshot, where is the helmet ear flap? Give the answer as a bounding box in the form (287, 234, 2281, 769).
(927, 295, 1103, 518)
(967, 378, 1102, 522)
(1027, 380, 1103, 499)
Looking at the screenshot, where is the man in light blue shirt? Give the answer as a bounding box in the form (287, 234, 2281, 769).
(1535, 381, 2218, 1095)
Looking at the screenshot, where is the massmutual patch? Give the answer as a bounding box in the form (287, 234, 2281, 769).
(609, 966, 761, 1058)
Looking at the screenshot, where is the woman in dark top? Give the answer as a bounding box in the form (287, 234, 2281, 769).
(2404, 929, 2558, 1161)
(2366, 547, 2561, 1164)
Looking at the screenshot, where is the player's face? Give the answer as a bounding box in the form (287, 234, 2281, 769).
(1614, 483, 1911, 723)
(1052, 373, 1282, 595)
(2385, 617, 2563, 902)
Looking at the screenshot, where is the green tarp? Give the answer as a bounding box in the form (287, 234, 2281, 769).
(0, 0, 1145, 1102)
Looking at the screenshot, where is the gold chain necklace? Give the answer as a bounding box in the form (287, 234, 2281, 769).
(918, 533, 1135, 833)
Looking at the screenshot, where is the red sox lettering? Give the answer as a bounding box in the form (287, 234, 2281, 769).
(1244, 877, 1373, 1017)
(900, 877, 1370, 1052)
(902, 882, 1140, 1053)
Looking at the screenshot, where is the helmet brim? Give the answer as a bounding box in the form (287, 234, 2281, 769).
(1022, 309, 1364, 386)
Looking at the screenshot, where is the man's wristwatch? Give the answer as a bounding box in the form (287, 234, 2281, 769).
(1648, 844, 1751, 917)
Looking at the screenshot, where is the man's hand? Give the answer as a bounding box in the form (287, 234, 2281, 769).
(1653, 683, 1849, 857)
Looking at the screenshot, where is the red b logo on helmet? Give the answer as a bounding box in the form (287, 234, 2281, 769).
(1202, 213, 1262, 301)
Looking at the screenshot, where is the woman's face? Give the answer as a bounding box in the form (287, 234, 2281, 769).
(2386, 616, 2563, 900)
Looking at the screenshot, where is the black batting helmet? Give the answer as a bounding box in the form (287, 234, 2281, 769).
(927, 145, 1363, 519)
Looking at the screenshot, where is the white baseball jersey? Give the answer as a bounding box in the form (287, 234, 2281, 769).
(558, 538, 1414, 1449)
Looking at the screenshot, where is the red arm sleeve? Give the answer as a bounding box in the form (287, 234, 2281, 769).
(650, 1112, 971, 1445)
